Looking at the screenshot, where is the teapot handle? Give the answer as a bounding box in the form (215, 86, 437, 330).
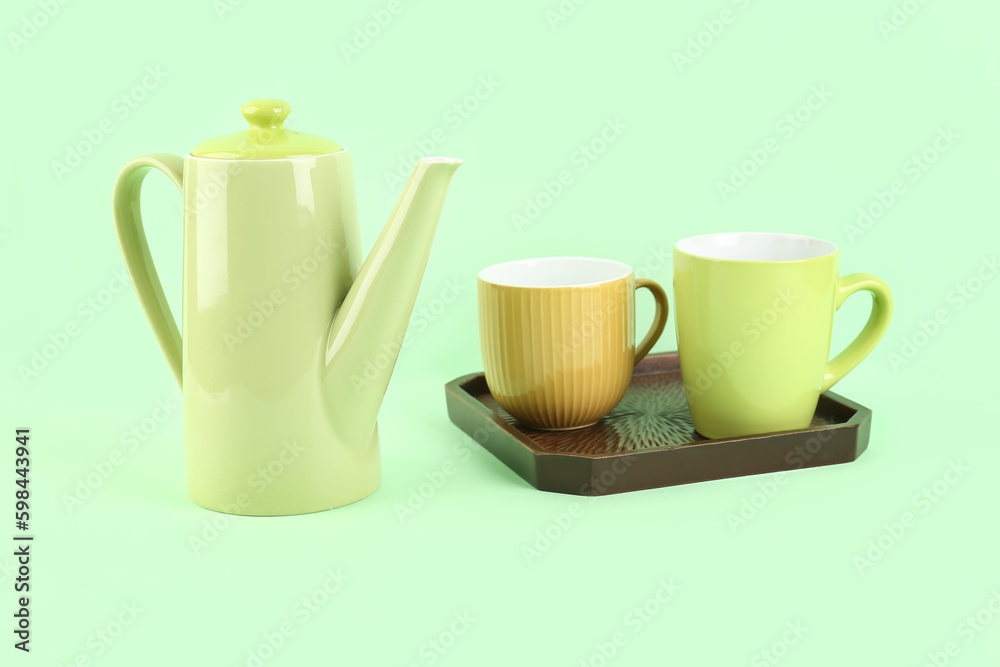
(112, 154, 184, 388)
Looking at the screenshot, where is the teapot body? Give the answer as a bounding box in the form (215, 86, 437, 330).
(113, 99, 462, 516)
(180, 151, 380, 515)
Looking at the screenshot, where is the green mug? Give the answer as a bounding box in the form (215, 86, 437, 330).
(673, 232, 893, 438)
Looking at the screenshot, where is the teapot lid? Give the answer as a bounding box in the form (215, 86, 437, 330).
(191, 99, 343, 159)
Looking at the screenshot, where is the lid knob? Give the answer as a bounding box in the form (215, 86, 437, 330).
(190, 98, 343, 158)
(241, 98, 290, 130)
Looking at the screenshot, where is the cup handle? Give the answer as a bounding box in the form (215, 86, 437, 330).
(112, 153, 185, 388)
(821, 273, 893, 392)
(634, 278, 669, 365)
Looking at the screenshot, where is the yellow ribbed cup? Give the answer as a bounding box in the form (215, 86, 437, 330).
(478, 257, 668, 430)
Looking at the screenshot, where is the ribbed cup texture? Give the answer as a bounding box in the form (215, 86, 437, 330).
(478, 277, 635, 430)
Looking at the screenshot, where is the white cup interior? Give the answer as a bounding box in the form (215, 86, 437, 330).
(675, 232, 837, 261)
(478, 257, 632, 288)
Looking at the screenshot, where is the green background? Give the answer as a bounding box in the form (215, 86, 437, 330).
(3, 0, 999, 664)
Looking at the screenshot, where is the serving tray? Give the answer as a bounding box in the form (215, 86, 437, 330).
(444, 352, 871, 496)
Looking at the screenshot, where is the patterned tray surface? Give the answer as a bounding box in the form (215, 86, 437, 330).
(472, 354, 834, 455)
(446, 352, 869, 495)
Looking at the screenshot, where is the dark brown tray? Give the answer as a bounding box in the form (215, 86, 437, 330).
(444, 352, 871, 496)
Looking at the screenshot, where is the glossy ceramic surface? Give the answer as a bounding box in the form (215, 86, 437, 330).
(191, 98, 344, 159)
(112, 100, 461, 515)
(673, 232, 892, 439)
(478, 257, 668, 430)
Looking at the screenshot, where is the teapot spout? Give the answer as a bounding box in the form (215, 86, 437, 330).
(323, 157, 462, 444)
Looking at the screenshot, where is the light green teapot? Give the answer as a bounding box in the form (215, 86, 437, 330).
(112, 98, 461, 516)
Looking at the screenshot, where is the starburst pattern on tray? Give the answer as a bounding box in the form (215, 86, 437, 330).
(492, 371, 698, 455)
(604, 378, 696, 451)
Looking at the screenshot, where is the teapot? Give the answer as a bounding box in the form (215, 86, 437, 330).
(112, 98, 461, 515)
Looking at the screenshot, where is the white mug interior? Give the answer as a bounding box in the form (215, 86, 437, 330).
(675, 232, 837, 262)
(478, 257, 633, 288)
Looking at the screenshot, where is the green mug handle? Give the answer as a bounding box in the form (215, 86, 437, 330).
(821, 273, 893, 392)
(634, 278, 669, 365)
(111, 153, 185, 388)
